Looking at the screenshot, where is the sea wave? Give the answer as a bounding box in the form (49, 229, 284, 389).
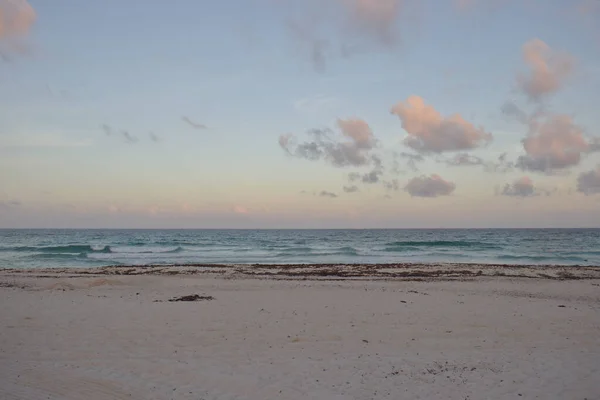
(4, 245, 112, 254)
(153, 241, 213, 247)
(29, 252, 89, 260)
(274, 246, 360, 257)
(109, 246, 186, 254)
(275, 247, 315, 253)
(384, 240, 501, 250)
(164, 246, 185, 254)
(382, 246, 422, 253)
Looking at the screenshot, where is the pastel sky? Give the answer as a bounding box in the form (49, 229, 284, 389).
(1, 0, 600, 228)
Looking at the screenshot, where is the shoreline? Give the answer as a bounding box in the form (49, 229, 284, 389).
(2, 263, 600, 281)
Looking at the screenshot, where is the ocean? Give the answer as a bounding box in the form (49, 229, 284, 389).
(0, 229, 599, 269)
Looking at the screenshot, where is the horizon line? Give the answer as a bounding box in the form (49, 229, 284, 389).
(1, 227, 598, 231)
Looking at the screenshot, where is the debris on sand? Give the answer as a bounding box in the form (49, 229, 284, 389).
(0, 282, 29, 289)
(168, 294, 214, 302)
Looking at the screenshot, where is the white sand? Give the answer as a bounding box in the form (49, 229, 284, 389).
(1, 268, 599, 400)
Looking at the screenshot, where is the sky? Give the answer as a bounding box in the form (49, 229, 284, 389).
(0, 0, 600, 228)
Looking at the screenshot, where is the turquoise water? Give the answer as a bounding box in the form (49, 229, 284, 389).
(0, 229, 599, 269)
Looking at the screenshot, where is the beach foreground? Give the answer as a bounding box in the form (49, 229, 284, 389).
(1, 265, 599, 400)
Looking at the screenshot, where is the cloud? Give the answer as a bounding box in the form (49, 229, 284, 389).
(121, 131, 138, 144)
(577, 166, 600, 195)
(500, 91, 598, 174)
(0, 199, 21, 209)
(319, 190, 338, 198)
(590, 137, 600, 153)
(148, 132, 160, 142)
(395, 151, 424, 172)
(343, 154, 384, 184)
(501, 100, 529, 125)
(444, 153, 484, 167)
(516, 114, 597, 173)
(300, 190, 340, 198)
(383, 179, 400, 191)
(484, 152, 515, 173)
(233, 205, 249, 214)
(501, 176, 536, 197)
(360, 169, 381, 183)
(0, 0, 35, 38)
(517, 39, 574, 101)
(182, 116, 207, 130)
(343, 185, 360, 193)
(100, 124, 139, 144)
(286, 18, 329, 73)
(101, 124, 112, 136)
(391, 96, 492, 153)
(337, 117, 375, 149)
(348, 172, 361, 182)
(436, 152, 514, 172)
(404, 174, 456, 198)
(343, 0, 403, 46)
(283, 0, 406, 71)
(279, 118, 377, 167)
(0, 0, 35, 59)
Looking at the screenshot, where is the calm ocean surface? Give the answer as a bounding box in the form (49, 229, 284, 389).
(0, 229, 599, 269)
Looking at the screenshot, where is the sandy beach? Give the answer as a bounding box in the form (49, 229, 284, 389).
(1, 264, 599, 400)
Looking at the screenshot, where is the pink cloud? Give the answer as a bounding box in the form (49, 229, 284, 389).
(279, 117, 377, 167)
(336, 118, 375, 149)
(517, 39, 574, 101)
(233, 205, 249, 214)
(404, 174, 456, 198)
(0, 0, 35, 59)
(0, 0, 35, 39)
(343, 0, 403, 45)
(283, 0, 407, 71)
(390, 96, 492, 153)
(516, 114, 595, 172)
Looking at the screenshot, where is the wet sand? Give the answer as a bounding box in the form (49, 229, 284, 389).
(1, 264, 599, 399)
